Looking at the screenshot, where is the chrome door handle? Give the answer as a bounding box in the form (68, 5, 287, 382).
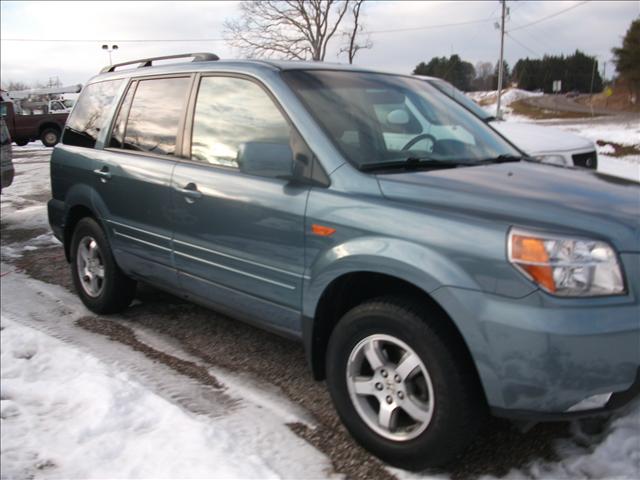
(93, 167, 112, 182)
(175, 183, 202, 202)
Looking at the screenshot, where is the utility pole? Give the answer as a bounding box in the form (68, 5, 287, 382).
(496, 0, 506, 119)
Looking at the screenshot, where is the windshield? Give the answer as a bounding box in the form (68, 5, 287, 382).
(282, 70, 518, 171)
(425, 78, 493, 121)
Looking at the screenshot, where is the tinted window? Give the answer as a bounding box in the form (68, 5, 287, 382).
(191, 77, 291, 173)
(108, 82, 135, 149)
(123, 77, 190, 156)
(63, 80, 122, 148)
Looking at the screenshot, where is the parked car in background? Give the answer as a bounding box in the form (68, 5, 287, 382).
(423, 77, 598, 169)
(0, 100, 68, 147)
(1, 118, 14, 191)
(48, 98, 75, 113)
(49, 54, 639, 470)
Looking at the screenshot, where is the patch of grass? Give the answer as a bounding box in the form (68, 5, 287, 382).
(509, 99, 597, 120)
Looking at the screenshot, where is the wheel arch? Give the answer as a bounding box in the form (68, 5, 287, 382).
(61, 184, 110, 262)
(304, 269, 486, 408)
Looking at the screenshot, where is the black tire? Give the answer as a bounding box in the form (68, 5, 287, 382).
(326, 296, 486, 470)
(40, 127, 60, 147)
(14, 139, 29, 146)
(70, 217, 136, 314)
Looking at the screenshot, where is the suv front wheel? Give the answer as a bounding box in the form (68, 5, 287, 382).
(326, 296, 485, 470)
(70, 217, 136, 314)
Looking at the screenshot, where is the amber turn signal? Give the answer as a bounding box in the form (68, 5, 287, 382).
(509, 233, 556, 293)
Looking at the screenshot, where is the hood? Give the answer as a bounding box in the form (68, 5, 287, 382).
(490, 121, 594, 155)
(378, 161, 640, 252)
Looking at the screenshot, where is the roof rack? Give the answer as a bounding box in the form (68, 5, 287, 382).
(100, 52, 219, 74)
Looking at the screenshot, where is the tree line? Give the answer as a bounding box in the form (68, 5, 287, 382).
(413, 51, 603, 93)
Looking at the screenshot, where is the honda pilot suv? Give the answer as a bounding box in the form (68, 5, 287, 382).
(48, 53, 640, 470)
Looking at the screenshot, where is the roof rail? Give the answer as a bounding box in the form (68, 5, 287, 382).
(100, 52, 219, 74)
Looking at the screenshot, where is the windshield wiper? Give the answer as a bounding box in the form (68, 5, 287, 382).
(476, 154, 524, 164)
(358, 157, 472, 173)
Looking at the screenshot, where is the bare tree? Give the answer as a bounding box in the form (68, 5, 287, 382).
(225, 1, 368, 62)
(339, 0, 372, 64)
(1, 81, 31, 91)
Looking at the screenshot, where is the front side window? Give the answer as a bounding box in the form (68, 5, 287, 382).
(283, 70, 520, 171)
(122, 77, 190, 156)
(63, 80, 122, 148)
(191, 76, 292, 177)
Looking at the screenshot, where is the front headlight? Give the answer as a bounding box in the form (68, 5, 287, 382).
(508, 228, 625, 296)
(534, 154, 568, 166)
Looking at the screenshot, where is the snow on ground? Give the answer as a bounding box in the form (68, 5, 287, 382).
(1, 268, 335, 480)
(468, 88, 543, 120)
(1, 318, 280, 479)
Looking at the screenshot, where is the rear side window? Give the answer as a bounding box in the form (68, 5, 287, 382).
(121, 77, 190, 156)
(63, 80, 122, 148)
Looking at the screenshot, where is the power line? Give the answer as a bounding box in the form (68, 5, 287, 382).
(0, 37, 227, 43)
(506, 32, 542, 58)
(508, 1, 588, 32)
(367, 17, 497, 35)
(1, 16, 499, 43)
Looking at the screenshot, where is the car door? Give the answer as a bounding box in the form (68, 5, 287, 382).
(96, 75, 193, 286)
(171, 74, 312, 335)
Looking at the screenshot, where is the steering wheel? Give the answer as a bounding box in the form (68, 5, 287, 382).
(401, 133, 437, 152)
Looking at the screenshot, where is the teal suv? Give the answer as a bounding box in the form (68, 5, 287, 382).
(48, 53, 640, 469)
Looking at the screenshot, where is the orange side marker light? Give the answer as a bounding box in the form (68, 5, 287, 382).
(312, 224, 336, 237)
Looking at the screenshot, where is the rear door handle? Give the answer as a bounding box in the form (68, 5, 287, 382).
(175, 182, 202, 202)
(93, 166, 112, 182)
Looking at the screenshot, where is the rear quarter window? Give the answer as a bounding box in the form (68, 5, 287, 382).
(63, 79, 123, 148)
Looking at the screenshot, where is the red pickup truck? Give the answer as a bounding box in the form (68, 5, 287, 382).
(0, 101, 67, 147)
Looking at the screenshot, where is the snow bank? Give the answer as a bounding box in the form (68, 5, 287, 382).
(492, 403, 640, 479)
(0, 317, 284, 479)
(554, 122, 640, 149)
(468, 89, 543, 113)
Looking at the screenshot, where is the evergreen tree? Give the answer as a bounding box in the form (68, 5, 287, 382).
(612, 18, 640, 102)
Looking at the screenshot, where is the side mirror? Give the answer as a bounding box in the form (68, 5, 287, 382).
(237, 142, 294, 179)
(386, 109, 410, 125)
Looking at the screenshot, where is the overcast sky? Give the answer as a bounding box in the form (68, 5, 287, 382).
(1, 1, 638, 88)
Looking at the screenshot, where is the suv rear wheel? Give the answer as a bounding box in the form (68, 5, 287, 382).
(326, 296, 485, 470)
(70, 217, 136, 314)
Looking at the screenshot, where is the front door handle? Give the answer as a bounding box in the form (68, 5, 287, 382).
(93, 166, 112, 183)
(175, 182, 202, 203)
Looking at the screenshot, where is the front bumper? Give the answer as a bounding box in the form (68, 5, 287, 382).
(432, 253, 640, 420)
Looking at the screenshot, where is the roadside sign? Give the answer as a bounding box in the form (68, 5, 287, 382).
(552, 80, 562, 93)
(604, 87, 613, 97)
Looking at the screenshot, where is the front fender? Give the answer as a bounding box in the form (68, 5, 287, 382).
(302, 236, 477, 318)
